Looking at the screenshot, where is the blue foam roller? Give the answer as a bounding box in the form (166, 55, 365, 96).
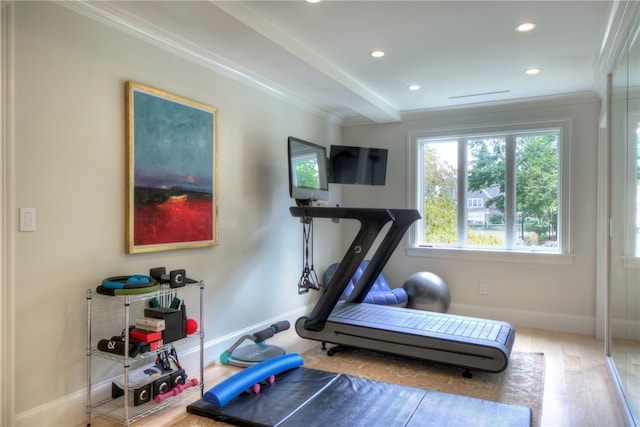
(204, 353, 304, 407)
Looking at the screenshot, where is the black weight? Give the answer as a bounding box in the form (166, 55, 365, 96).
(171, 368, 186, 387)
(170, 269, 186, 288)
(153, 375, 171, 396)
(150, 267, 166, 281)
(97, 339, 141, 358)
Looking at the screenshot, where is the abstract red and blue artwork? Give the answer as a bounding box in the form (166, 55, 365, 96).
(125, 82, 218, 253)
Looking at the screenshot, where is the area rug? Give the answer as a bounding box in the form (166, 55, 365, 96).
(173, 347, 545, 427)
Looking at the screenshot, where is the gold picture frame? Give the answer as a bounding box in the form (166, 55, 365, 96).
(125, 81, 218, 253)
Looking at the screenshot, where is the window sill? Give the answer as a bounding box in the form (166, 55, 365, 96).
(406, 246, 574, 265)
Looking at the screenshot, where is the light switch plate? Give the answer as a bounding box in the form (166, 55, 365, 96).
(19, 208, 36, 232)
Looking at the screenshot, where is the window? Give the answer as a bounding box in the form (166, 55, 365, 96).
(467, 198, 484, 208)
(409, 120, 571, 257)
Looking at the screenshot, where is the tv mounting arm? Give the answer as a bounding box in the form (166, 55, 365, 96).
(289, 206, 421, 331)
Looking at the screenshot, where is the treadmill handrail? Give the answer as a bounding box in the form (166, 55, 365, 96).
(289, 207, 421, 331)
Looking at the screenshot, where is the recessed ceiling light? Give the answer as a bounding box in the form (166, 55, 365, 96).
(516, 22, 536, 32)
(370, 50, 385, 58)
(306, 0, 322, 3)
(526, 67, 541, 75)
(407, 84, 421, 91)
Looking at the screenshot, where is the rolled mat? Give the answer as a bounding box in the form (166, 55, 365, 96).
(204, 353, 304, 407)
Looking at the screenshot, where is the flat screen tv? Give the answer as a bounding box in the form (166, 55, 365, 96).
(329, 145, 388, 186)
(287, 136, 329, 204)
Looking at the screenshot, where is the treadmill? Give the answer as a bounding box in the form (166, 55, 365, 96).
(290, 206, 515, 373)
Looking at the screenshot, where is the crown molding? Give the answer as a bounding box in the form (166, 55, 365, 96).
(343, 91, 601, 127)
(594, 1, 640, 82)
(56, 1, 343, 125)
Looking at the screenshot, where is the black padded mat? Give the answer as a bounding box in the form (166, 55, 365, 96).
(187, 367, 531, 427)
(188, 368, 338, 426)
(407, 390, 532, 427)
(278, 373, 425, 427)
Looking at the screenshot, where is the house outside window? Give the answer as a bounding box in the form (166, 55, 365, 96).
(408, 120, 571, 256)
(467, 198, 484, 208)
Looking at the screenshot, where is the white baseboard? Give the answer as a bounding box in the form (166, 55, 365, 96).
(449, 302, 596, 336)
(15, 305, 314, 427)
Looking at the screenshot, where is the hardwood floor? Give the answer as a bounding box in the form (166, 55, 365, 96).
(513, 327, 627, 427)
(610, 338, 640, 424)
(84, 326, 629, 427)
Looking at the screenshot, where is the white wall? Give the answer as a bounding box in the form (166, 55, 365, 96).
(7, 2, 341, 425)
(340, 96, 601, 335)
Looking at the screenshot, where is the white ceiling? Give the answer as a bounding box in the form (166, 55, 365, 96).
(72, 1, 614, 123)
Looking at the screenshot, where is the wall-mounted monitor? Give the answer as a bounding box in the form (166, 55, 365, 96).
(329, 145, 388, 186)
(287, 136, 330, 204)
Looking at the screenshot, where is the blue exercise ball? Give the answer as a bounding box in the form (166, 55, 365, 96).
(402, 272, 451, 313)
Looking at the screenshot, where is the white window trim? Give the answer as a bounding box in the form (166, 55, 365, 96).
(406, 119, 574, 265)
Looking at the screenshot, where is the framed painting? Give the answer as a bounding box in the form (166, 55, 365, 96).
(125, 81, 218, 253)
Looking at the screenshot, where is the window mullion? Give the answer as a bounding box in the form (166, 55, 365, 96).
(416, 141, 425, 244)
(458, 138, 467, 246)
(505, 135, 516, 249)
